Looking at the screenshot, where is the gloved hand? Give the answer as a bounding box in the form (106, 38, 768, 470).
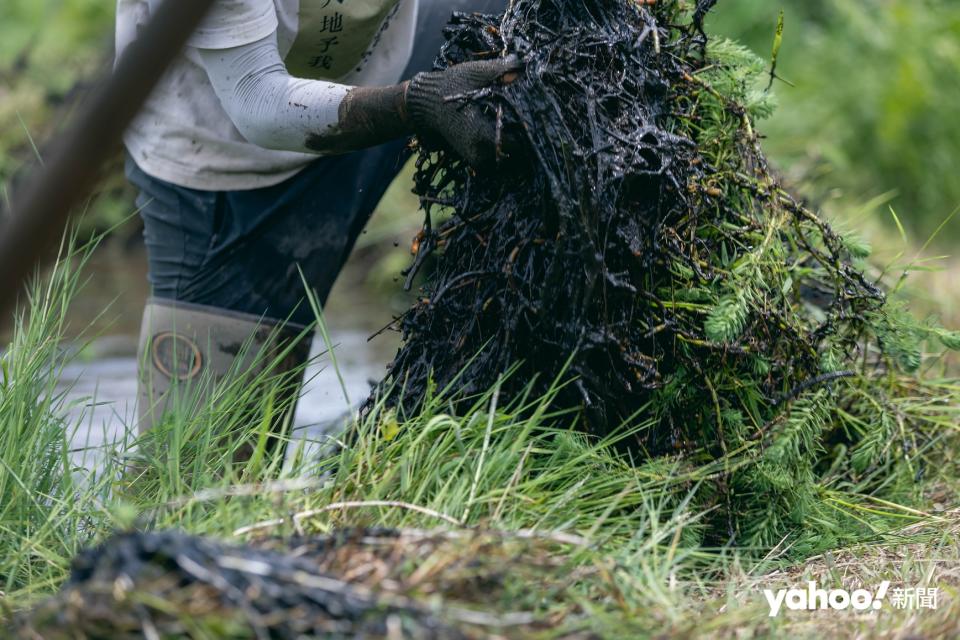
(405, 56, 523, 167)
(329, 56, 521, 160)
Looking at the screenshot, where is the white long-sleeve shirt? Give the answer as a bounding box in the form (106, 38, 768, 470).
(116, 0, 419, 191)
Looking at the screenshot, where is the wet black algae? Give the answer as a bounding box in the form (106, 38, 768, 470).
(376, 0, 884, 454)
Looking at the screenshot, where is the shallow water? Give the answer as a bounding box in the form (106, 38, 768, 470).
(48, 244, 402, 467)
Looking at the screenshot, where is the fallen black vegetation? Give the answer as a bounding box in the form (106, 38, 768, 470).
(13, 531, 457, 639)
(12, 529, 584, 639)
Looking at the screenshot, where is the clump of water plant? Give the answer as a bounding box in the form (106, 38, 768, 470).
(378, 0, 960, 549)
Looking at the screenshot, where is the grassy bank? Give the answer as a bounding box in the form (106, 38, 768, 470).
(2, 230, 960, 637)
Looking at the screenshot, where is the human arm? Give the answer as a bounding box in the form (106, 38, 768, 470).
(197, 33, 520, 162)
(197, 34, 406, 154)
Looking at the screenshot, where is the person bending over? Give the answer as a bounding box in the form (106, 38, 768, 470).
(116, 0, 515, 431)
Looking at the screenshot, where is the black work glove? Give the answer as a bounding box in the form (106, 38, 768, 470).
(405, 56, 522, 168)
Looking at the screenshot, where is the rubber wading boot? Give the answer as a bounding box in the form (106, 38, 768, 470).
(136, 298, 313, 459)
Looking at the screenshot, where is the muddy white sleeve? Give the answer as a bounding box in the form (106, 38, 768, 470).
(197, 33, 350, 154)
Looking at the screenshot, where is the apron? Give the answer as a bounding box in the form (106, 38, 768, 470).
(285, 0, 403, 80)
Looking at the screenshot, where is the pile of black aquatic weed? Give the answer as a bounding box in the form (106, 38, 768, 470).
(376, 0, 956, 546)
(383, 0, 710, 434)
(13, 528, 583, 638)
(13, 531, 460, 639)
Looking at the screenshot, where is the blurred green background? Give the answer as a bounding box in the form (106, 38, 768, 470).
(2, 0, 959, 254)
(708, 0, 960, 241)
(0, 0, 114, 165)
(0, 0, 129, 227)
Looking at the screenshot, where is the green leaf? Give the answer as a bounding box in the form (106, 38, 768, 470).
(705, 292, 749, 343)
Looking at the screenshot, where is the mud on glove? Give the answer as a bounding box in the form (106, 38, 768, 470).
(405, 56, 522, 168)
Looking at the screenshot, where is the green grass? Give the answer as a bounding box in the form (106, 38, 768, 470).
(2, 233, 959, 638)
